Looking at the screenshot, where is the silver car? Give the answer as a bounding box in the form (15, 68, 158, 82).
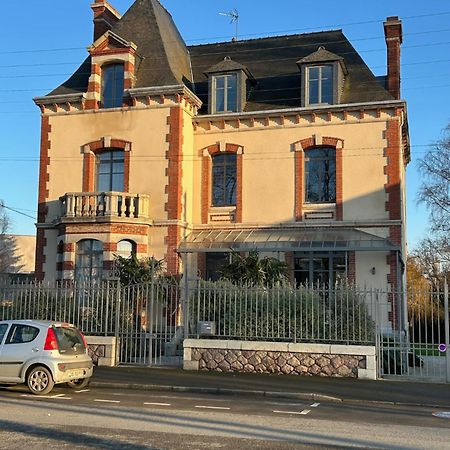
(0, 320, 93, 395)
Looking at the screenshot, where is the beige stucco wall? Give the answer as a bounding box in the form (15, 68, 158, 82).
(193, 119, 390, 225)
(8, 235, 36, 273)
(47, 107, 171, 222)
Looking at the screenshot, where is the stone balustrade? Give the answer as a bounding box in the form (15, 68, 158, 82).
(59, 192, 150, 220)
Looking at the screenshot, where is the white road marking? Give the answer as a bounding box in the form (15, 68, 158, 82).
(273, 409, 311, 415)
(144, 402, 172, 407)
(273, 410, 305, 415)
(75, 389, 90, 393)
(94, 399, 120, 403)
(195, 405, 231, 410)
(310, 402, 321, 407)
(20, 394, 72, 400)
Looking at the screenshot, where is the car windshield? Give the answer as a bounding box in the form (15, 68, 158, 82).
(53, 326, 84, 355)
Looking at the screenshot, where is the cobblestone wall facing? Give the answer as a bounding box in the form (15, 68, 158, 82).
(191, 348, 366, 377)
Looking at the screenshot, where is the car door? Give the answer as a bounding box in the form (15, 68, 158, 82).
(0, 323, 41, 381)
(0, 323, 10, 380)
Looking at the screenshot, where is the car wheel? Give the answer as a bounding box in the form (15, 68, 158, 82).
(66, 378, 90, 389)
(27, 366, 55, 395)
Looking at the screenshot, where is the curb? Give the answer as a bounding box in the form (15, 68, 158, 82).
(90, 381, 450, 409)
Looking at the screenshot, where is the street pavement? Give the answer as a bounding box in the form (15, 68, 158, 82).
(1, 384, 450, 449)
(91, 366, 450, 407)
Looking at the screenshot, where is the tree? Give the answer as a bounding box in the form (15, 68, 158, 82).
(219, 250, 288, 286)
(410, 236, 450, 291)
(112, 254, 164, 285)
(0, 203, 22, 275)
(417, 124, 450, 234)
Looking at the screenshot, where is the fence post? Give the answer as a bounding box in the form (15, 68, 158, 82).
(114, 280, 122, 366)
(181, 254, 189, 339)
(444, 278, 450, 383)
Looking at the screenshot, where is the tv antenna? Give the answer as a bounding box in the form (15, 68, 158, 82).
(219, 9, 239, 41)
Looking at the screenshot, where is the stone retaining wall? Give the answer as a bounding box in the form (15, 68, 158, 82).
(184, 340, 376, 380)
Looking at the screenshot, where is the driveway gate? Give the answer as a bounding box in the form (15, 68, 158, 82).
(115, 279, 183, 367)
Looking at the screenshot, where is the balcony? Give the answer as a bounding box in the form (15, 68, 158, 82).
(59, 192, 150, 222)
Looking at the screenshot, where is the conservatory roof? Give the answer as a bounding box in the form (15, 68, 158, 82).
(178, 228, 400, 253)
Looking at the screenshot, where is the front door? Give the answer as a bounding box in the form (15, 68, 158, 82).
(0, 323, 41, 381)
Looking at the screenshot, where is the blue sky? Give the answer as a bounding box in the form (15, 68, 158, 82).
(1, 0, 449, 249)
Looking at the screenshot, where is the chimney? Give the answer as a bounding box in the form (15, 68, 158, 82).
(384, 16, 403, 100)
(91, 1, 122, 42)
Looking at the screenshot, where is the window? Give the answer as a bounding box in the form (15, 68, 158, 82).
(205, 253, 230, 281)
(305, 147, 336, 203)
(53, 326, 85, 355)
(306, 65, 333, 105)
(75, 239, 103, 281)
(101, 63, 124, 109)
(294, 252, 346, 286)
(0, 324, 8, 344)
(6, 325, 40, 344)
(212, 153, 237, 206)
(96, 150, 125, 192)
(213, 74, 238, 113)
(116, 240, 136, 258)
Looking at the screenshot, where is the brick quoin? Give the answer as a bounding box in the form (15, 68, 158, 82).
(201, 143, 244, 224)
(294, 151, 304, 221)
(35, 115, 51, 280)
(164, 106, 184, 275)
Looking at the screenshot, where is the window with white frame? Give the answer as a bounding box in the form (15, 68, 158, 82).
(75, 239, 103, 281)
(213, 74, 238, 113)
(306, 64, 334, 105)
(101, 63, 124, 109)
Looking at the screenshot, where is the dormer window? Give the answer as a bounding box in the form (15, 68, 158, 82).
(306, 64, 333, 105)
(101, 63, 124, 108)
(297, 46, 347, 107)
(205, 57, 253, 114)
(213, 73, 238, 113)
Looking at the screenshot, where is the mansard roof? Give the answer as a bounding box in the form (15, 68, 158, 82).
(47, 1, 393, 111)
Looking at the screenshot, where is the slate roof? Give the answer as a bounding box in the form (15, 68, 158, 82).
(48, 0, 393, 111)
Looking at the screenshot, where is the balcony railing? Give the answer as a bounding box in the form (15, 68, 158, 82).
(59, 192, 150, 220)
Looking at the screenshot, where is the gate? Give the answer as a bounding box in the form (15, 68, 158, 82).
(378, 281, 450, 382)
(115, 279, 183, 367)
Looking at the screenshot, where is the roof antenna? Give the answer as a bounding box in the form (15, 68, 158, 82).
(219, 9, 239, 41)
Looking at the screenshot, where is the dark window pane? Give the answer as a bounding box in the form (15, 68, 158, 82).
(212, 153, 237, 206)
(309, 79, 319, 104)
(227, 75, 238, 112)
(102, 64, 124, 109)
(96, 150, 125, 192)
(205, 253, 229, 281)
(75, 239, 103, 281)
(305, 147, 336, 203)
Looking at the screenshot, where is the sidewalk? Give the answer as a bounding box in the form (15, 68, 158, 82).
(91, 366, 450, 408)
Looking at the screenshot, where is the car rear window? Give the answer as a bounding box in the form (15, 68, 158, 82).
(53, 326, 85, 355)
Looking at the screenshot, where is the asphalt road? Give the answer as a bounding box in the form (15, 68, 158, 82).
(0, 385, 449, 449)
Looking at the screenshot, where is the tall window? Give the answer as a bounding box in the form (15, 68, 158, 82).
(307, 65, 333, 105)
(96, 150, 125, 192)
(294, 252, 346, 286)
(205, 253, 230, 281)
(305, 147, 336, 203)
(101, 63, 124, 109)
(213, 74, 238, 113)
(75, 239, 103, 281)
(212, 153, 237, 206)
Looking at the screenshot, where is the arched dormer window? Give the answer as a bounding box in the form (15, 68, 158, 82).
(101, 63, 124, 108)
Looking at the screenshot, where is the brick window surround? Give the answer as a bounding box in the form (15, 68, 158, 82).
(293, 135, 344, 221)
(201, 142, 244, 224)
(82, 136, 131, 192)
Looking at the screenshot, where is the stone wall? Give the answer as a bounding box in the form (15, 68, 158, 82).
(184, 340, 377, 380)
(85, 336, 117, 367)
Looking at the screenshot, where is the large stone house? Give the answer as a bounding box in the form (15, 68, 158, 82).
(34, 0, 409, 302)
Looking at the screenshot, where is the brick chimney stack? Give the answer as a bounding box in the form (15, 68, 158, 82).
(91, 0, 122, 42)
(384, 16, 403, 100)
